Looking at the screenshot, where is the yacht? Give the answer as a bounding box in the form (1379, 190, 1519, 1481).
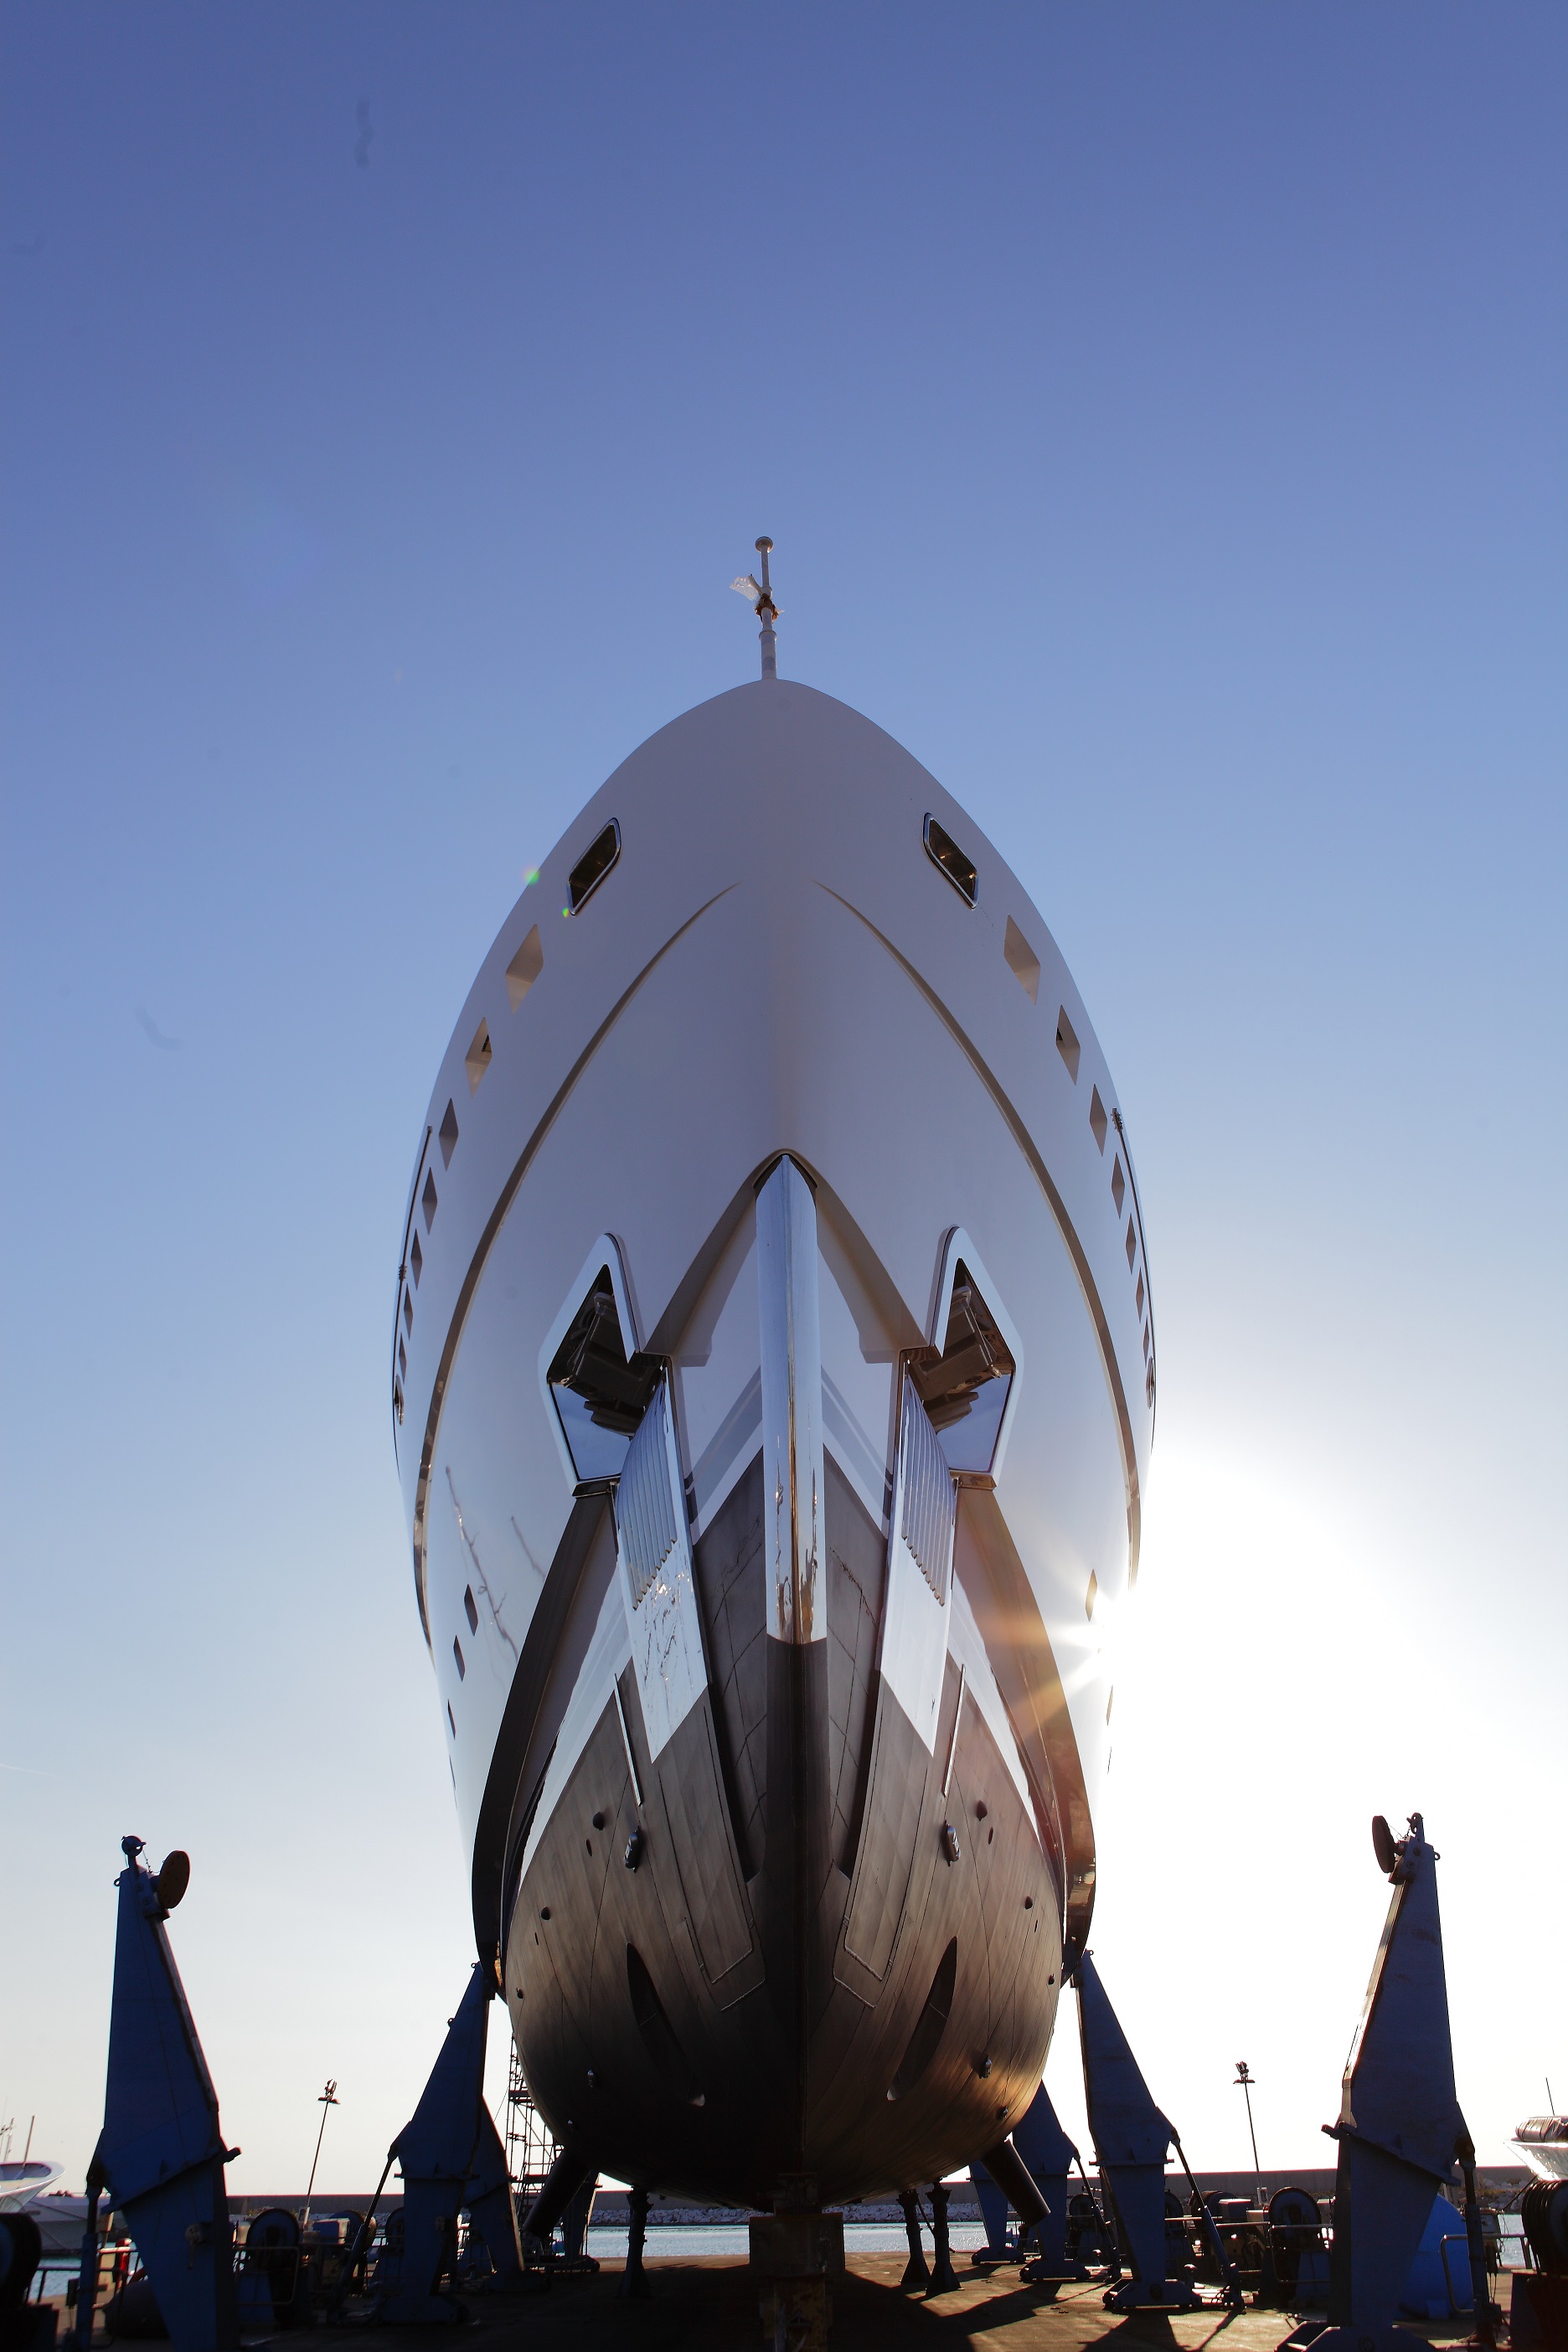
(390, 554, 1154, 2206)
(1513, 2116, 1568, 2181)
(0, 2159, 63, 2213)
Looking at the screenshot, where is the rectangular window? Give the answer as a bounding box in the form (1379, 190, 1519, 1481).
(507, 924, 544, 1008)
(463, 1585, 479, 1634)
(1003, 916, 1040, 1001)
(452, 1637, 466, 1681)
(1055, 1008, 1081, 1081)
(465, 1019, 493, 1094)
(923, 813, 977, 905)
(568, 822, 621, 913)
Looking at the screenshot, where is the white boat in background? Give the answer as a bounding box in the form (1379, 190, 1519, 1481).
(391, 554, 1155, 2207)
(0, 2159, 63, 2212)
(1513, 2117, 1568, 2180)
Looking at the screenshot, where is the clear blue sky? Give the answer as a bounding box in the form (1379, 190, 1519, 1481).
(3, 4, 1563, 2192)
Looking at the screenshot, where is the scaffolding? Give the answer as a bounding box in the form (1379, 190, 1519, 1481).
(503, 2037, 558, 2228)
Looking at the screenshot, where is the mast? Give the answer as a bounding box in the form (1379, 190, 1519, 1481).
(730, 535, 780, 678)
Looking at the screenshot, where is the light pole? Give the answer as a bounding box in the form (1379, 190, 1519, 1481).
(1234, 2061, 1262, 2205)
(302, 2081, 339, 2227)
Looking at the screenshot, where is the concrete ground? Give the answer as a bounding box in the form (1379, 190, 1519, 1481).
(271, 2256, 1500, 2352)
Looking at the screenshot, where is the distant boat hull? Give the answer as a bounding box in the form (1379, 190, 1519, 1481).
(1513, 2128, 1568, 2181)
(0, 2160, 63, 2212)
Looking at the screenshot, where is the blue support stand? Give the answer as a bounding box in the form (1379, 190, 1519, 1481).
(374, 1963, 521, 2319)
(462, 2102, 525, 2288)
(1287, 1813, 1496, 2352)
(972, 2086, 1084, 2279)
(79, 1839, 239, 2352)
(1075, 1953, 1200, 2311)
(970, 2163, 1012, 2262)
(1015, 2086, 1091, 2286)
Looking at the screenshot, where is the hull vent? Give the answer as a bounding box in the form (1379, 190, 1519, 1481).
(899, 1379, 956, 1604)
(887, 1937, 958, 2101)
(619, 1390, 680, 1608)
(627, 1944, 704, 2106)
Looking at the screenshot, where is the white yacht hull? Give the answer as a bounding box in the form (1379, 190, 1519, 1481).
(392, 680, 1154, 2203)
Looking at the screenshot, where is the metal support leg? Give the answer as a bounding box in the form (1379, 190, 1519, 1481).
(620, 2187, 649, 2298)
(70, 2179, 101, 2350)
(897, 2191, 929, 2290)
(518, 2149, 595, 2258)
(748, 2196, 840, 2352)
(927, 2182, 959, 2294)
(1457, 2139, 1501, 2350)
(557, 2176, 597, 2266)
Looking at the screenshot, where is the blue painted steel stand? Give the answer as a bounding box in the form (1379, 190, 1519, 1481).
(78, 1839, 239, 2352)
(970, 2161, 1014, 2262)
(1015, 2085, 1092, 2285)
(972, 2086, 1085, 2278)
(1288, 1813, 1495, 2352)
(462, 2100, 525, 2288)
(374, 1963, 522, 2319)
(1075, 1953, 1200, 2311)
